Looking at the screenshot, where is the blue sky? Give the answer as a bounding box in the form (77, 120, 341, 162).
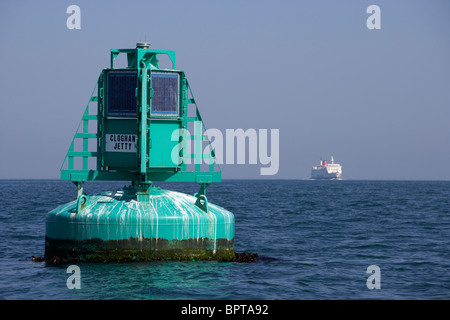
(0, 0, 449, 180)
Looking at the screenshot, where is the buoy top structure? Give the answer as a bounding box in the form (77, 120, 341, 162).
(45, 43, 234, 263)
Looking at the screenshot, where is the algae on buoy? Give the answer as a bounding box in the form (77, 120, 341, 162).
(45, 43, 234, 262)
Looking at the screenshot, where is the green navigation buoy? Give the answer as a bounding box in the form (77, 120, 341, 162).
(45, 43, 235, 262)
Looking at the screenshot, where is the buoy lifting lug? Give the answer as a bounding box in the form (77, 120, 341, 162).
(194, 183, 210, 212)
(73, 181, 88, 214)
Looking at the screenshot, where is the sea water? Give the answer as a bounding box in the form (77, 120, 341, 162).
(0, 179, 449, 299)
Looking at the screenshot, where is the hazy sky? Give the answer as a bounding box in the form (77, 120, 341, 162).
(1, 0, 449, 180)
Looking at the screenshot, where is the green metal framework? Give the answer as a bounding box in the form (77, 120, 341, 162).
(61, 45, 221, 190)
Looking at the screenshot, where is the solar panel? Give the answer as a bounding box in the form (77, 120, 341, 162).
(151, 73, 179, 116)
(107, 71, 138, 116)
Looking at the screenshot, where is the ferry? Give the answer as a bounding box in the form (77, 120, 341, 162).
(311, 156, 342, 180)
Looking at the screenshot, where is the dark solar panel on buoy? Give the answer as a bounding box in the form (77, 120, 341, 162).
(107, 71, 138, 116)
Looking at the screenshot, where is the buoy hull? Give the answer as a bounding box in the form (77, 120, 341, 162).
(45, 189, 234, 262)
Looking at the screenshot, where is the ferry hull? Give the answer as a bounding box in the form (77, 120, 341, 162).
(310, 171, 342, 180)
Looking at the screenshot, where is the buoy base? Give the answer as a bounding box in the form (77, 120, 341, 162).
(44, 187, 235, 263)
(44, 237, 235, 263)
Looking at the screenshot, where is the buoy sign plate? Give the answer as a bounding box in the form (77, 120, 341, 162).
(105, 134, 137, 152)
